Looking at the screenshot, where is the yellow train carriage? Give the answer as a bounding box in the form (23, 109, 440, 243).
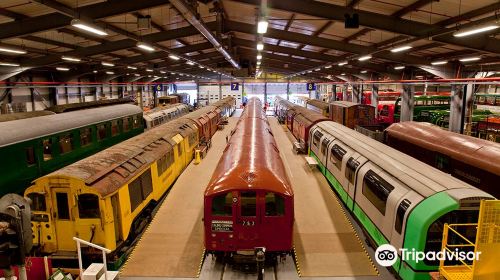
(26, 118, 199, 255)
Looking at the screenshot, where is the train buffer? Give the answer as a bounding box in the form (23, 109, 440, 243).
(304, 156, 318, 168)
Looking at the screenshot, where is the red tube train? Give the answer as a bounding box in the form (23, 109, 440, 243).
(204, 97, 294, 258)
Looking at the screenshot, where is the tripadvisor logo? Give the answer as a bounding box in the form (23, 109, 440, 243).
(374, 244, 482, 267)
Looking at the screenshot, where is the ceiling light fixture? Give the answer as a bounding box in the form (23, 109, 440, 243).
(199, 65, 204, 68)
(0, 47, 27, 54)
(453, 24, 499, 37)
(394, 66, 405, 70)
(257, 20, 268, 34)
(324, 65, 332, 69)
(127, 66, 137, 70)
(101, 62, 114, 67)
(358, 55, 372, 61)
(257, 54, 262, 60)
(160, 71, 166, 74)
(56, 67, 70, 71)
(71, 19, 108, 36)
(341, 73, 346, 76)
(391, 45, 412, 53)
(0, 62, 20, 67)
(169, 54, 180, 60)
(459, 57, 481, 62)
(62, 56, 81, 62)
(136, 42, 155, 52)
(360, 70, 367, 73)
(134, 73, 140, 77)
(93, 70, 97, 73)
(146, 69, 153, 72)
(431, 60, 448, 65)
(338, 61, 348, 66)
(186, 61, 195, 65)
(106, 71, 115, 75)
(257, 43, 264, 51)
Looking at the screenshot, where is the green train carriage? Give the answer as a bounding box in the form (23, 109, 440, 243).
(394, 95, 451, 122)
(0, 104, 144, 196)
(308, 121, 493, 280)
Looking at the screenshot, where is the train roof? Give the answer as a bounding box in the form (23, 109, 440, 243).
(205, 99, 293, 197)
(143, 103, 188, 121)
(330, 101, 370, 108)
(211, 97, 236, 108)
(315, 121, 490, 198)
(385, 122, 500, 176)
(47, 98, 133, 113)
(40, 115, 200, 197)
(293, 106, 328, 122)
(306, 99, 329, 110)
(0, 110, 55, 122)
(0, 104, 142, 148)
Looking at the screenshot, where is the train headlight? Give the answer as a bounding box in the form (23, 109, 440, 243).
(229, 234, 233, 238)
(211, 233, 216, 237)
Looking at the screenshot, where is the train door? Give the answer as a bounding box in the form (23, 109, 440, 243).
(235, 191, 260, 250)
(260, 192, 287, 250)
(51, 188, 75, 251)
(111, 194, 122, 244)
(343, 154, 367, 210)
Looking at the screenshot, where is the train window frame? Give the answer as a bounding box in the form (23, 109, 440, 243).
(265, 192, 285, 217)
(312, 131, 323, 147)
(58, 133, 74, 155)
(43, 138, 53, 161)
(211, 192, 233, 216)
(80, 127, 92, 147)
(321, 138, 330, 155)
(345, 157, 360, 184)
(240, 191, 257, 217)
(27, 193, 46, 211)
(133, 114, 141, 129)
(78, 194, 100, 219)
(362, 170, 394, 215)
(330, 144, 346, 170)
(97, 124, 107, 141)
(395, 199, 411, 234)
(25, 146, 36, 166)
(55, 192, 70, 220)
(123, 117, 131, 132)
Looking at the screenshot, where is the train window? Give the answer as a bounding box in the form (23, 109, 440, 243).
(59, 133, 74, 154)
(240, 191, 256, 217)
(43, 138, 52, 161)
(345, 157, 360, 184)
(212, 192, 233, 216)
(141, 170, 153, 199)
(321, 138, 330, 155)
(424, 209, 479, 266)
(55, 192, 70, 220)
(395, 199, 411, 234)
(78, 194, 100, 219)
(362, 170, 394, 215)
(123, 117, 130, 132)
(27, 193, 46, 211)
(313, 131, 323, 147)
(133, 115, 141, 128)
(80, 128, 92, 147)
(330, 144, 346, 170)
(25, 147, 36, 166)
(435, 154, 450, 172)
(177, 144, 182, 157)
(111, 120, 119, 137)
(380, 105, 390, 117)
(265, 193, 285, 216)
(157, 155, 166, 175)
(97, 124, 107, 141)
(128, 178, 143, 212)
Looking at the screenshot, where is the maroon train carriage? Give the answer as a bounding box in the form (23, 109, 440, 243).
(204, 98, 294, 260)
(291, 106, 329, 153)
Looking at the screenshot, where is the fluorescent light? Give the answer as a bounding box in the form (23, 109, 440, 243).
(341, 73, 346, 75)
(199, 65, 204, 69)
(146, 69, 153, 72)
(431, 60, 447, 65)
(257, 20, 268, 34)
(459, 57, 481, 62)
(62, 56, 81, 62)
(101, 62, 114, 67)
(160, 71, 166, 74)
(0, 47, 27, 54)
(134, 73, 140, 77)
(127, 66, 137, 70)
(324, 65, 332, 69)
(137, 42, 155, 52)
(71, 19, 108, 36)
(338, 61, 348, 66)
(106, 71, 115, 75)
(56, 67, 70, 71)
(314, 68, 320, 71)
(394, 66, 405, 70)
(0, 62, 20, 67)
(169, 55, 180, 60)
(186, 61, 195, 65)
(307, 70, 312, 73)
(360, 70, 367, 73)
(257, 43, 264, 51)
(257, 54, 262, 60)
(391, 45, 412, 53)
(358, 55, 372, 61)
(454, 24, 499, 37)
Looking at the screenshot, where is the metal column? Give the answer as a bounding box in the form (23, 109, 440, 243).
(331, 84, 337, 102)
(29, 76, 35, 111)
(342, 84, 348, 101)
(449, 84, 467, 133)
(264, 81, 267, 104)
(286, 80, 290, 100)
(196, 80, 200, 107)
(400, 84, 415, 122)
(371, 84, 379, 115)
(219, 75, 222, 101)
(352, 84, 360, 103)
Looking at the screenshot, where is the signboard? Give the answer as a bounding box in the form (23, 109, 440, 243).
(230, 82, 239, 91)
(306, 82, 316, 91)
(211, 220, 233, 232)
(152, 84, 163, 93)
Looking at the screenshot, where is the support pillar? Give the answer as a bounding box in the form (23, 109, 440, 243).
(264, 81, 267, 104)
(371, 84, 379, 114)
(77, 78, 83, 102)
(352, 84, 360, 103)
(342, 84, 348, 101)
(400, 84, 415, 122)
(331, 84, 337, 102)
(196, 81, 200, 107)
(286, 80, 290, 100)
(218, 75, 222, 101)
(64, 84, 69, 104)
(29, 76, 35, 111)
(449, 84, 467, 133)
